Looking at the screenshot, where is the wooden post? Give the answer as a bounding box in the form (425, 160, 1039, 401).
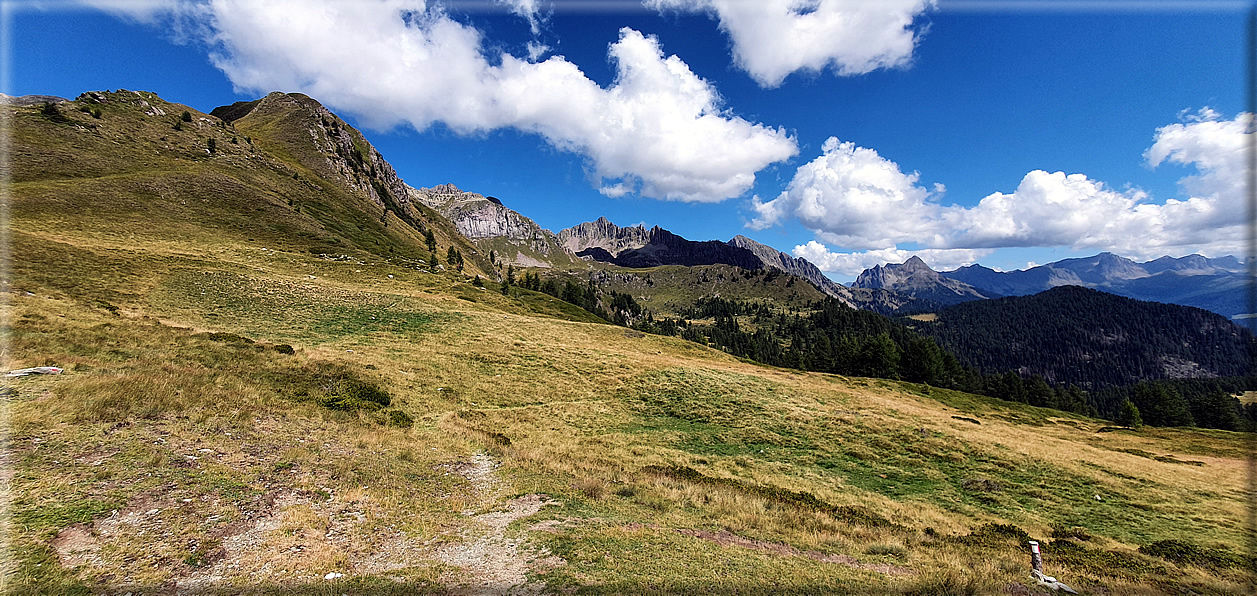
(1028, 540, 1043, 574)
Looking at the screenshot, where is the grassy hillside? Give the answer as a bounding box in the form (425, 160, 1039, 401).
(582, 263, 828, 317)
(3, 93, 1252, 595)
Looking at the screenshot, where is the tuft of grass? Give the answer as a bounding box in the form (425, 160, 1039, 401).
(1138, 539, 1248, 569)
(317, 376, 391, 411)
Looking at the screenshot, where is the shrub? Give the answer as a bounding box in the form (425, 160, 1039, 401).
(207, 138, 216, 154)
(273, 344, 295, 355)
(198, 332, 254, 344)
(41, 102, 70, 124)
(1051, 525, 1093, 541)
(181, 110, 193, 122)
(1139, 539, 1245, 569)
(574, 477, 606, 500)
(318, 377, 391, 411)
(386, 409, 414, 428)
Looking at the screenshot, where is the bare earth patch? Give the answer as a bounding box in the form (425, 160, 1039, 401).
(434, 454, 564, 594)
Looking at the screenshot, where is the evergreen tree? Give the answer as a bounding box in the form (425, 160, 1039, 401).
(1116, 399, 1143, 428)
(1187, 390, 1244, 430)
(424, 230, 437, 252)
(855, 333, 900, 379)
(901, 336, 945, 385)
(1130, 382, 1194, 427)
(1025, 376, 1055, 408)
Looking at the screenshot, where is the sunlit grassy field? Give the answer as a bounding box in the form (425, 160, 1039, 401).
(3, 94, 1252, 595)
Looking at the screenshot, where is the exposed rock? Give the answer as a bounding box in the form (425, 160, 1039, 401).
(557, 217, 652, 256)
(411, 184, 572, 267)
(727, 235, 852, 302)
(853, 256, 991, 306)
(224, 92, 417, 225)
(0, 93, 69, 106)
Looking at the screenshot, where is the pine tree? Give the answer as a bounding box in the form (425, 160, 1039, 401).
(1116, 399, 1143, 428)
(1130, 382, 1194, 427)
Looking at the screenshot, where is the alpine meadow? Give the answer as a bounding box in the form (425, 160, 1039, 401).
(4, 2, 1256, 595)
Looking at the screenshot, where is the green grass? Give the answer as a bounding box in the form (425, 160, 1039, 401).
(5, 91, 1252, 595)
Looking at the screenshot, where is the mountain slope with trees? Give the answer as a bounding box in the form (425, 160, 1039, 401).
(911, 285, 1254, 390)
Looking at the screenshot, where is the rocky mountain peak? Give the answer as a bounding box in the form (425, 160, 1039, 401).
(556, 218, 652, 256)
(854, 257, 989, 306)
(221, 92, 414, 221)
(411, 184, 570, 265)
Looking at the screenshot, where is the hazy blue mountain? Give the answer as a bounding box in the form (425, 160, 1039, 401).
(937, 253, 1251, 319)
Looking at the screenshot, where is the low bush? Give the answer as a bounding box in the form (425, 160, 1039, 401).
(318, 377, 391, 411)
(1139, 539, 1246, 569)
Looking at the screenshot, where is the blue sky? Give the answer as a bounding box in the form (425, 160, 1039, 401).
(6, 0, 1252, 281)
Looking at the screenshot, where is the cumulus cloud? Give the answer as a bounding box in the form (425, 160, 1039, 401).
(763, 110, 1253, 273)
(645, 0, 934, 87)
(749, 136, 946, 249)
(792, 241, 991, 277)
(79, 0, 796, 202)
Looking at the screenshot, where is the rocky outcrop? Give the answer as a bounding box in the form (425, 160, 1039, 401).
(1, 93, 69, 106)
(557, 217, 652, 255)
(411, 184, 572, 266)
(224, 92, 417, 225)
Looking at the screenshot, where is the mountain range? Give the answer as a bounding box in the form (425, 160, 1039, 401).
(853, 252, 1251, 319)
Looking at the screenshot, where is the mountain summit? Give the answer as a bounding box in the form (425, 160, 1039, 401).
(852, 256, 992, 306)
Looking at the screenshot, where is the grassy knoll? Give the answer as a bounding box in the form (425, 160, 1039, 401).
(3, 94, 1251, 594)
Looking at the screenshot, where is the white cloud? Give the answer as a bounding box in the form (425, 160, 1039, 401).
(749, 136, 946, 249)
(1145, 108, 1249, 207)
(645, 0, 934, 87)
(84, 0, 796, 202)
(792, 241, 991, 277)
(763, 109, 1253, 272)
(525, 40, 550, 61)
(497, 0, 544, 34)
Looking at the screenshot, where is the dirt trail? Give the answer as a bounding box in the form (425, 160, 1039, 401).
(435, 453, 563, 595)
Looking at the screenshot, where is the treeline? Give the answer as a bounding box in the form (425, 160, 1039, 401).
(637, 296, 1097, 417)
(1094, 377, 1256, 430)
(508, 271, 643, 326)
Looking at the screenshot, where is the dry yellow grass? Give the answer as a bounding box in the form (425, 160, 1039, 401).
(5, 96, 1251, 594)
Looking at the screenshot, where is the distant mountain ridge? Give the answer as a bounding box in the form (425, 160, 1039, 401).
(411, 183, 576, 268)
(556, 218, 853, 302)
(939, 252, 1251, 319)
(852, 256, 994, 306)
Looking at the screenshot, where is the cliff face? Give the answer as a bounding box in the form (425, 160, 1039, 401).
(223, 92, 427, 233)
(557, 217, 653, 255)
(411, 184, 574, 267)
